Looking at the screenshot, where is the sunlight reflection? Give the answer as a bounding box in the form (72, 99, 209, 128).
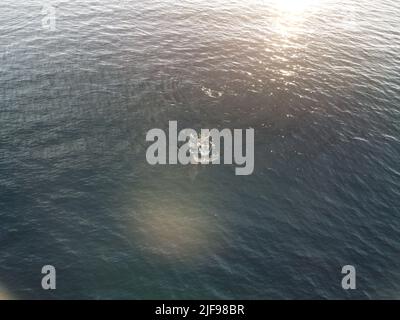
(134, 203, 215, 261)
(127, 175, 219, 263)
(0, 285, 15, 300)
(267, 0, 324, 36)
(271, 0, 320, 14)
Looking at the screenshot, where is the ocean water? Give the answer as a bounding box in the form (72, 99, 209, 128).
(0, 0, 399, 299)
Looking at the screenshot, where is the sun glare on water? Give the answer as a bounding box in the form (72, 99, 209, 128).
(271, 0, 320, 14)
(263, 0, 324, 36)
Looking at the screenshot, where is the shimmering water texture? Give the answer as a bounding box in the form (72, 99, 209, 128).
(0, 0, 399, 299)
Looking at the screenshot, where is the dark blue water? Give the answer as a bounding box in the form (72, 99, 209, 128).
(0, 0, 399, 299)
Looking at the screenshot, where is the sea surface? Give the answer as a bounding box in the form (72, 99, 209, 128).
(0, 0, 399, 299)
